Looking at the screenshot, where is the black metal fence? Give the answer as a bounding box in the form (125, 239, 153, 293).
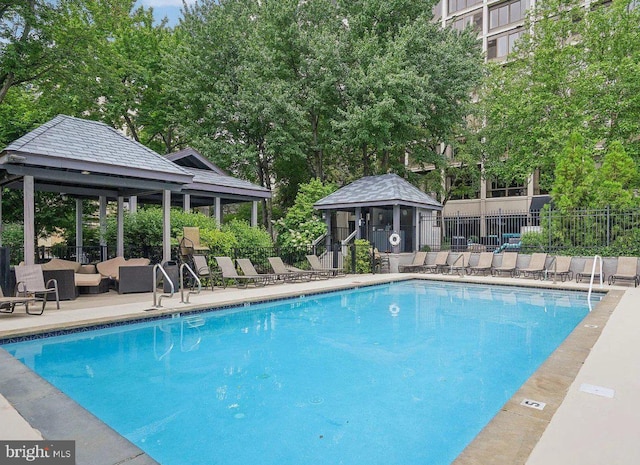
(428, 206, 640, 256)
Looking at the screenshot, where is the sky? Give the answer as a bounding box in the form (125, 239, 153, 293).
(136, 0, 198, 27)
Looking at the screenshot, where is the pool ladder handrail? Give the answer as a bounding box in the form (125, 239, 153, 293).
(587, 254, 603, 311)
(180, 263, 202, 304)
(153, 263, 175, 308)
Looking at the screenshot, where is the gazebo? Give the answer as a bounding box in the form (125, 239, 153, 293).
(0, 115, 270, 265)
(314, 174, 443, 254)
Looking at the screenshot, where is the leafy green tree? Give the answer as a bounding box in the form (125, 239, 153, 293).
(594, 141, 638, 210)
(274, 178, 336, 250)
(480, 0, 640, 191)
(551, 132, 595, 211)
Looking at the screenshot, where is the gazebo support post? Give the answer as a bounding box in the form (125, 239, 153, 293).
(392, 204, 401, 253)
(183, 194, 190, 212)
(163, 189, 171, 264)
(355, 207, 362, 240)
(23, 175, 35, 265)
(76, 199, 83, 263)
(414, 208, 420, 252)
(117, 196, 124, 257)
(129, 195, 137, 213)
(214, 197, 221, 227)
(251, 201, 258, 227)
(99, 196, 107, 261)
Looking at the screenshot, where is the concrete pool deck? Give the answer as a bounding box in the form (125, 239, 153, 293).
(0, 273, 638, 464)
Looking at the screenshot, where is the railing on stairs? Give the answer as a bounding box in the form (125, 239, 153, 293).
(587, 254, 603, 311)
(180, 263, 201, 304)
(152, 263, 175, 308)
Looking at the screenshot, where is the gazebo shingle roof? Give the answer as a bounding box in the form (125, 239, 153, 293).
(3, 114, 191, 183)
(314, 173, 442, 210)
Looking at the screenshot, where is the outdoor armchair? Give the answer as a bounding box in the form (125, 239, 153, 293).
(214, 256, 269, 288)
(576, 258, 605, 283)
(398, 251, 428, 273)
(423, 251, 450, 274)
(466, 252, 494, 275)
(14, 264, 60, 310)
(191, 254, 216, 291)
(305, 255, 345, 277)
(608, 257, 639, 287)
(518, 253, 548, 279)
(236, 259, 279, 285)
(268, 257, 317, 281)
(491, 253, 518, 277)
(0, 287, 40, 315)
(445, 252, 471, 276)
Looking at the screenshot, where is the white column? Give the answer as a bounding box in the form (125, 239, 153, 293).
(129, 195, 138, 213)
(117, 196, 124, 257)
(392, 204, 401, 253)
(23, 176, 35, 265)
(99, 196, 107, 261)
(163, 190, 171, 263)
(75, 199, 83, 263)
(214, 197, 221, 228)
(251, 201, 258, 227)
(355, 207, 362, 239)
(183, 194, 191, 212)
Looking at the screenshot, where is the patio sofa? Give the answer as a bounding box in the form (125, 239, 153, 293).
(40, 258, 109, 298)
(96, 257, 154, 294)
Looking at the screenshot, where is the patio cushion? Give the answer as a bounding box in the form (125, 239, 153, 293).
(74, 273, 103, 287)
(41, 258, 82, 273)
(96, 257, 128, 280)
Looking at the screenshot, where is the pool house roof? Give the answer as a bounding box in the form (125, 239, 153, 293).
(314, 173, 442, 211)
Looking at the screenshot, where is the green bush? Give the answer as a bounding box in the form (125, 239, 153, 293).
(344, 239, 373, 274)
(222, 219, 272, 249)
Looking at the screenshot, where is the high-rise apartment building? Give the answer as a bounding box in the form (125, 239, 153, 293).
(417, 0, 549, 226)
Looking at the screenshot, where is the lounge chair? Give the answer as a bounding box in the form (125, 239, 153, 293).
(192, 254, 216, 291)
(398, 251, 428, 273)
(306, 254, 345, 277)
(0, 287, 40, 315)
(445, 252, 471, 276)
(181, 227, 210, 255)
(268, 257, 316, 281)
(214, 256, 268, 288)
(236, 258, 279, 284)
(423, 251, 450, 274)
(608, 256, 639, 287)
(576, 258, 605, 283)
(466, 252, 494, 275)
(14, 264, 60, 310)
(546, 256, 573, 282)
(518, 253, 548, 279)
(491, 253, 518, 277)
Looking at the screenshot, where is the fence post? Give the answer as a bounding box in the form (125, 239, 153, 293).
(547, 206, 552, 253)
(606, 205, 610, 247)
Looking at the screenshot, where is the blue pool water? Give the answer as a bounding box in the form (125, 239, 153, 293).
(3, 281, 600, 465)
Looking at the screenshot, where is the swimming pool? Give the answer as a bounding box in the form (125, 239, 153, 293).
(3, 281, 601, 465)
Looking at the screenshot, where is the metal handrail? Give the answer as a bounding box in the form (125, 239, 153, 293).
(587, 255, 603, 311)
(341, 230, 358, 257)
(544, 255, 557, 283)
(152, 264, 175, 308)
(180, 263, 201, 304)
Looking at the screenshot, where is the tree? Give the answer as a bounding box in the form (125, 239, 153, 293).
(593, 141, 638, 210)
(480, 0, 640, 192)
(274, 178, 336, 250)
(551, 132, 595, 211)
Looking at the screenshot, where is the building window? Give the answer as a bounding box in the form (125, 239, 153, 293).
(488, 179, 526, 198)
(489, 0, 531, 30)
(450, 11, 483, 33)
(487, 28, 524, 60)
(448, 0, 482, 15)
